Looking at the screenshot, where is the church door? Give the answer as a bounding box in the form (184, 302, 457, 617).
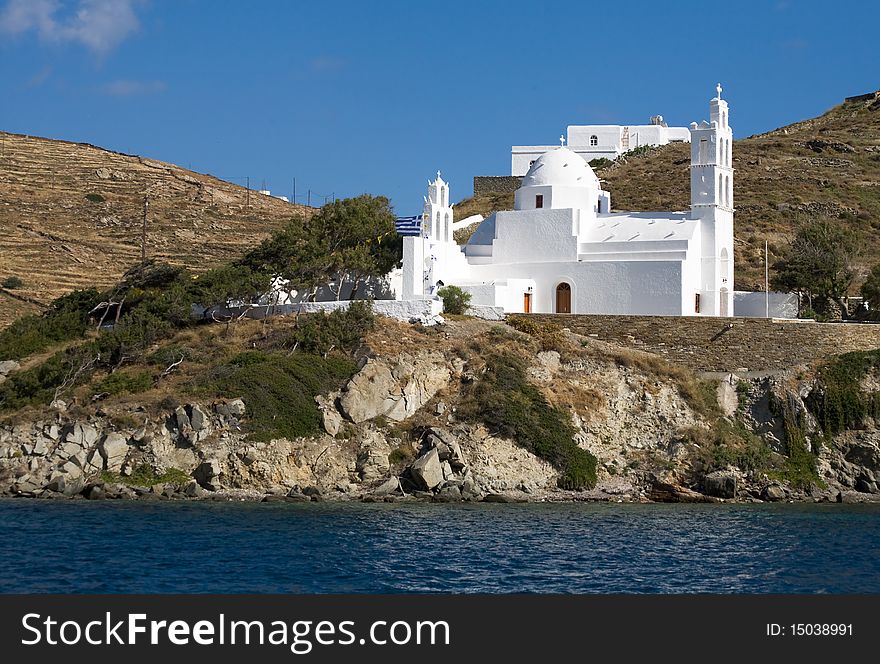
(555, 283, 571, 314)
(523, 293, 532, 313)
(720, 288, 729, 317)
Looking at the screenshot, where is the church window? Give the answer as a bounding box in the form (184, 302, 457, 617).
(590, 135, 598, 146)
(699, 139, 708, 164)
(535, 194, 544, 209)
(445, 213, 450, 242)
(436, 212, 440, 236)
(695, 294, 701, 314)
(441, 187, 447, 207)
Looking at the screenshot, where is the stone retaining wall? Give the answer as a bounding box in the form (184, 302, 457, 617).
(473, 176, 521, 196)
(523, 314, 880, 372)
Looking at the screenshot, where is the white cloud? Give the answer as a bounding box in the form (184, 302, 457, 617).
(0, 0, 142, 54)
(102, 78, 165, 96)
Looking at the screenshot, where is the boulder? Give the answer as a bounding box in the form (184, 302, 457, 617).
(434, 484, 462, 502)
(704, 470, 737, 499)
(182, 480, 203, 498)
(175, 406, 191, 432)
(372, 477, 400, 496)
(99, 433, 129, 472)
(315, 394, 343, 436)
(0, 360, 20, 376)
(409, 448, 443, 491)
(65, 423, 99, 447)
(483, 493, 516, 503)
(355, 429, 391, 482)
(762, 484, 787, 501)
(228, 399, 246, 418)
(339, 353, 450, 423)
(193, 459, 222, 490)
(189, 404, 209, 432)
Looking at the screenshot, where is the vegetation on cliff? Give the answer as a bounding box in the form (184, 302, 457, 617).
(461, 352, 597, 490)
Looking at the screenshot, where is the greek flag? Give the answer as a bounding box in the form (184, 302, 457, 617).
(395, 215, 423, 236)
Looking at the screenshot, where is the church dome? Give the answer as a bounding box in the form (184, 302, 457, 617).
(521, 146, 598, 188)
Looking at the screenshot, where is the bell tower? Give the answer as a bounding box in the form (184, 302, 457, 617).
(690, 84, 734, 316)
(424, 171, 453, 243)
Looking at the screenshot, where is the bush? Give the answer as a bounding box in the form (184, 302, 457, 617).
(461, 353, 597, 490)
(0, 346, 99, 412)
(506, 315, 565, 352)
(437, 285, 472, 315)
(85, 193, 105, 203)
(0, 288, 100, 361)
(291, 301, 374, 356)
(91, 371, 153, 397)
(807, 349, 880, 436)
(1, 276, 24, 289)
(200, 351, 356, 441)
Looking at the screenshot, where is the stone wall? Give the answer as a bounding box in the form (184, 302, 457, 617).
(523, 314, 880, 372)
(473, 176, 521, 196)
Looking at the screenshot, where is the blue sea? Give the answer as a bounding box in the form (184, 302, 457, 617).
(1, 500, 878, 594)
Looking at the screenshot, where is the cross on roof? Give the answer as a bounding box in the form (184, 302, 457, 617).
(716, 82, 723, 99)
(559, 135, 565, 146)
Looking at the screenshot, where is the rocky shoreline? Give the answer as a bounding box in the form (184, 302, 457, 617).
(4, 323, 880, 507)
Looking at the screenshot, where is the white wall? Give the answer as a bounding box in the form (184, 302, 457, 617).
(467, 259, 683, 315)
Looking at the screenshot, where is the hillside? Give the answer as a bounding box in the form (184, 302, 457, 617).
(457, 91, 880, 291)
(0, 131, 309, 329)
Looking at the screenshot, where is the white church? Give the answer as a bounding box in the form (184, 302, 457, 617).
(511, 115, 690, 176)
(398, 86, 734, 317)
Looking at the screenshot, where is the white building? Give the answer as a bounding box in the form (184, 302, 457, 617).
(398, 86, 734, 317)
(511, 115, 690, 176)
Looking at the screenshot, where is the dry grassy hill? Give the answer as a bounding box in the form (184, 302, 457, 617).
(457, 91, 880, 291)
(0, 131, 310, 328)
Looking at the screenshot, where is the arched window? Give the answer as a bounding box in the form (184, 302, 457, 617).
(590, 135, 598, 146)
(444, 212, 450, 242)
(441, 187, 447, 207)
(435, 211, 440, 237)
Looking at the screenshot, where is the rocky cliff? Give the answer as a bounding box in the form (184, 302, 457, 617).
(2, 316, 878, 504)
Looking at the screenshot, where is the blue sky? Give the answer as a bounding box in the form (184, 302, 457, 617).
(0, 0, 877, 213)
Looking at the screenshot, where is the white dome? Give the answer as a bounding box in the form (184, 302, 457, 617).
(521, 146, 598, 188)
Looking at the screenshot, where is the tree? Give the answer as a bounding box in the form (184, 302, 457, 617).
(771, 219, 859, 318)
(303, 195, 401, 299)
(861, 264, 880, 312)
(236, 196, 401, 301)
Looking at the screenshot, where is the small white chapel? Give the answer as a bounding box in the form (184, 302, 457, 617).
(398, 86, 735, 317)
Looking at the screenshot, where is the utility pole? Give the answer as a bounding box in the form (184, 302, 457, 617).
(765, 240, 770, 318)
(293, 178, 296, 205)
(246, 176, 250, 212)
(308, 189, 311, 207)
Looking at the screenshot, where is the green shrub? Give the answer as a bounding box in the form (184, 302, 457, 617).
(91, 371, 153, 397)
(200, 351, 356, 441)
(1, 276, 24, 289)
(807, 349, 880, 436)
(85, 193, 105, 203)
(461, 353, 597, 490)
(437, 285, 472, 315)
(102, 464, 190, 487)
(0, 288, 100, 361)
(0, 346, 99, 411)
(291, 301, 374, 357)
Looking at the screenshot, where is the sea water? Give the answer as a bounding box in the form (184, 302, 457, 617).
(1, 500, 878, 593)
